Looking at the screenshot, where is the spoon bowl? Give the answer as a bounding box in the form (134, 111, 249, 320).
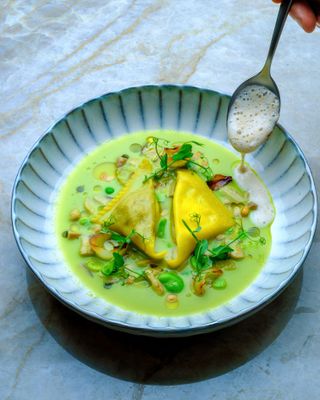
(228, 67, 280, 115)
(227, 0, 292, 155)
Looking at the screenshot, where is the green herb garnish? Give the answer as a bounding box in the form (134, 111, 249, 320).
(182, 217, 210, 276)
(183, 217, 266, 277)
(101, 222, 146, 252)
(160, 153, 168, 170)
(101, 259, 115, 276)
(172, 143, 193, 161)
(209, 245, 233, 261)
(143, 139, 205, 182)
(112, 252, 125, 271)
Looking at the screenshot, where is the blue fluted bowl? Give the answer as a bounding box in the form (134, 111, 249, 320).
(12, 85, 317, 337)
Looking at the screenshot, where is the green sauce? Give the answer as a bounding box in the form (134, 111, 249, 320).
(55, 131, 272, 317)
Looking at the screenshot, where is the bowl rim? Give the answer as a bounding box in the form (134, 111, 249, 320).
(11, 84, 318, 337)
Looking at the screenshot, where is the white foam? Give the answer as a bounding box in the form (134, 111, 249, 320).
(234, 166, 275, 227)
(228, 84, 280, 153)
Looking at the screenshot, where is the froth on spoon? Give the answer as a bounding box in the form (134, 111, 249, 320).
(227, 0, 293, 172)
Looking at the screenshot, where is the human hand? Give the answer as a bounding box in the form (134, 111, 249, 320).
(273, 0, 320, 32)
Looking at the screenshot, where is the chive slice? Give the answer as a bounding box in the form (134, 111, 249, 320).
(213, 277, 227, 289)
(157, 219, 167, 239)
(105, 187, 115, 194)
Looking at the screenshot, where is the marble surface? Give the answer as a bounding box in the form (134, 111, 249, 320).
(1, 1, 319, 399)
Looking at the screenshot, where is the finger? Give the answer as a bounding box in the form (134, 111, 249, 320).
(290, 1, 317, 32)
(272, 0, 317, 32)
(309, 1, 320, 25)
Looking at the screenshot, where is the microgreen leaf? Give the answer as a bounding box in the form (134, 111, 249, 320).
(194, 239, 208, 260)
(188, 140, 203, 146)
(143, 139, 203, 182)
(172, 143, 193, 161)
(209, 245, 233, 261)
(160, 153, 168, 169)
(101, 219, 115, 233)
(194, 240, 210, 272)
(112, 252, 124, 271)
(101, 224, 145, 249)
(110, 231, 127, 243)
(101, 260, 115, 277)
(186, 160, 213, 180)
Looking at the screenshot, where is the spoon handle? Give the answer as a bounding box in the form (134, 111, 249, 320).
(263, 0, 293, 72)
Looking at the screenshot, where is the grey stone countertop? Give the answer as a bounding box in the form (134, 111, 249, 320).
(1, 1, 319, 399)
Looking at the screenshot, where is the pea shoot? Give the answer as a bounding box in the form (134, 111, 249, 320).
(182, 215, 266, 293)
(143, 138, 212, 182)
(101, 220, 146, 249)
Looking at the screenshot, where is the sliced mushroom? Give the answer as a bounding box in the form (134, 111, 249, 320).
(94, 194, 111, 205)
(84, 197, 98, 214)
(89, 233, 113, 260)
(67, 231, 81, 240)
(80, 235, 94, 256)
(144, 269, 164, 295)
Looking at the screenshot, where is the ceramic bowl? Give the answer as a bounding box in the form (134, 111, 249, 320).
(12, 85, 317, 337)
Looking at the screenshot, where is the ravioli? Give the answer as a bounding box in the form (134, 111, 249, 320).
(95, 160, 166, 259)
(166, 170, 234, 268)
(104, 179, 166, 259)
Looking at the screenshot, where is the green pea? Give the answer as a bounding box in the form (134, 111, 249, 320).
(158, 272, 184, 293)
(87, 259, 104, 272)
(213, 277, 227, 289)
(157, 219, 167, 239)
(105, 187, 115, 194)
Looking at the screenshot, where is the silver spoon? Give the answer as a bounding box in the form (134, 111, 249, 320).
(227, 0, 293, 168)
